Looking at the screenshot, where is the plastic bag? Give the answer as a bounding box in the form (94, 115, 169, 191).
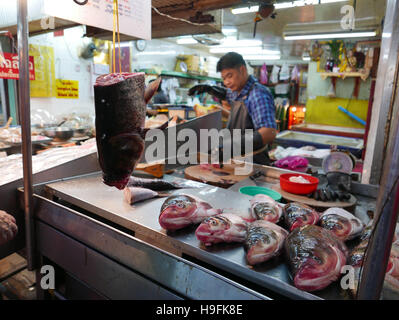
(271, 65, 280, 84)
(274, 156, 309, 171)
(291, 65, 300, 83)
(279, 63, 290, 81)
(259, 63, 268, 85)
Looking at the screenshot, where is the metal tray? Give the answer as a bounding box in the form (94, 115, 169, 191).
(43, 172, 350, 300)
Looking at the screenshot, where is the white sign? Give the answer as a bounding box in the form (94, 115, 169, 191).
(44, 0, 151, 40)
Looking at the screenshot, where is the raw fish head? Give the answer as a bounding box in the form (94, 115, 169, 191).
(245, 220, 288, 265)
(195, 213, 247, 245)
(283, 202, 319, 231)
(285, 225, 348, 292)
(159, 195, 198, 230)
(319, 208, 364, 241)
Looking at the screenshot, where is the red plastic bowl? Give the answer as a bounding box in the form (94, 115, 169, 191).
(279, 173, 319, 195)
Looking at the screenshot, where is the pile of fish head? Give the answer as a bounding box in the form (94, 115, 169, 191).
(319, 208, 364, 241)
(94, 74, 160, 189)
(283, 202, 319, 231)
(195, 213, 247, 246)
(250, 194, 283, 223)
(285, 225, 348, 292)
(245, 220, 288, 265)
(159, 195, 220, 231)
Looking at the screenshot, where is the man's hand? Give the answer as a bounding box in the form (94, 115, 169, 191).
(0, 210, 18, 246)
(258, 127, 277, 145)
(188, 85, 227, 101)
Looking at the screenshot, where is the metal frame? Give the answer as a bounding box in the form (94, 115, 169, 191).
(362, 0, 399, 185)
(17, 0, 35, 270)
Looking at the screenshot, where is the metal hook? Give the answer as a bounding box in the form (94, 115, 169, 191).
(73, 0, 89, 5)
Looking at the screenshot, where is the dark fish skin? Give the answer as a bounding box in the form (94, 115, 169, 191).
(283, 202, 319, 231)
(94, 73, 153, 190)
(127, 176, 182, 191)
(244, 220, 288, 265)
(285, 225, 348, 292)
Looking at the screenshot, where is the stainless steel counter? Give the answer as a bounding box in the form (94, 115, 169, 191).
(39, 170, 368, 300)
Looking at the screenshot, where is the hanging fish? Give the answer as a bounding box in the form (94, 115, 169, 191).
(245, 220, 288, 266)
(285, 225, 348, 292)
(319, 208, 364, 241)
(94, 74, 161, 190)
(283, 202, 319, 231)
(195, 213, 248, 246)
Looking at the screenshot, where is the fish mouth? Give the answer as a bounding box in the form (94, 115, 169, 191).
(103, 175, 130, 190)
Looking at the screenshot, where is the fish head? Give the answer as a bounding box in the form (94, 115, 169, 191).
(195, 215, 231, 242)
(284, 203, 319, 231)
(253, 203, 277, 221)
(320, 214, 351, 240)
(100, 132, 144, 189)
(159, 195, 197, 230)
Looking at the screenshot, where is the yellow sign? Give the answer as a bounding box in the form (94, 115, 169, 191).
(29, 44, 56, 97)
(55, 79, 79, 99)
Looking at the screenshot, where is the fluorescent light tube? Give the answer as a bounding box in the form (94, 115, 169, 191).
(302, 56, 311, 61)
(176, 37, 197, 44)
(284, 31, 376, 40)
(219, 39, 263, 47)
(231, 5, 259, 14)
(210, 47, 280, 55)
(243, 55, 281, 60)
(275, 0, 347, 9)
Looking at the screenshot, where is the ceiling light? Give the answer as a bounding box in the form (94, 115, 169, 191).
(210, 47, 280, 55)
(231, 5, 259, 15)
(274, 0, 348, 9)
(243, 55, 281, 60)
(176, 37, 197, 44)
(302, 56, 311, 61)
(218, 39, 263, 47)
(284, 31, 377, 40)
(222, 27, 237, 35)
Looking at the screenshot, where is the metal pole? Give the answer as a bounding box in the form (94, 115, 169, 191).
(17, 0, 35, 270)
(357, 45, 399, 300)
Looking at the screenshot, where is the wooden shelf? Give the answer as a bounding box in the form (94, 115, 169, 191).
(140, 69, 222, 82)
(320, 72, 370, 81)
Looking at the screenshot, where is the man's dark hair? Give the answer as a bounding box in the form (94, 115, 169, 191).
(216, 52, 246, 72)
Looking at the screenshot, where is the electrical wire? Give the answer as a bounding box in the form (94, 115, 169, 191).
(151, 6, 214, 26)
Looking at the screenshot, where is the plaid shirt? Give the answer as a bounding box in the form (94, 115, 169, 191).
(226, 75, 276, 130)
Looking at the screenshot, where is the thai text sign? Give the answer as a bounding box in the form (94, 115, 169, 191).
(55, 79, 79, 99)
(0, 52, 35, 80)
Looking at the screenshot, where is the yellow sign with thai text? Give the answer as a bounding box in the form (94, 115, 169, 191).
(29, 44, 56, 97)
(55, 79, 79, 99)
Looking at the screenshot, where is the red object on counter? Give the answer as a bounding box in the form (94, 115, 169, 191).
(280, 173, 319, 195)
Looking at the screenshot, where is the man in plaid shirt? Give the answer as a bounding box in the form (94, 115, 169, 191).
(189, 52, 277, 165)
